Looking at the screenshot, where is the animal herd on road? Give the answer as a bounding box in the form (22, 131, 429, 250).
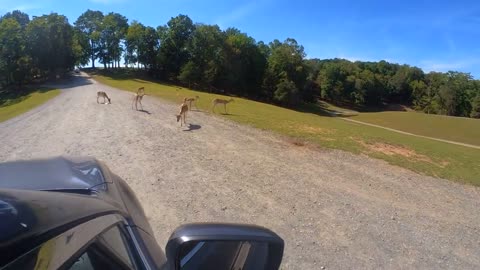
(96, 87, 234, 127)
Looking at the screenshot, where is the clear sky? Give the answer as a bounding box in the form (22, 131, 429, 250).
(1, 0, 479, 78)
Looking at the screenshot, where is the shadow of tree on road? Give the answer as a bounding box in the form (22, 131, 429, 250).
(41, 74, 93, 90)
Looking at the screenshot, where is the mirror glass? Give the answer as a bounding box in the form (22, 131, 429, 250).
(178, 240, 269, 270)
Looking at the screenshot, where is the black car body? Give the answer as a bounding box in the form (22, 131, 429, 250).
(0, 157, 284, 270)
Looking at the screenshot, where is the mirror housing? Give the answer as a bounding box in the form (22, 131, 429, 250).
(165, 223, 284, 270)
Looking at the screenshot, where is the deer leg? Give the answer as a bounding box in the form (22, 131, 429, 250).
(139, 99, 143, 110)
(97, 96, 99, 104)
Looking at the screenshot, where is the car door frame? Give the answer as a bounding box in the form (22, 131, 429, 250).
(3, 214, 150, 270)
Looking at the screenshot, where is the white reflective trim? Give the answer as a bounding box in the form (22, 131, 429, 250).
(180, 241, 205, 267)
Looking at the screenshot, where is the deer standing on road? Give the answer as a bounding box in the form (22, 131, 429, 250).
(132, 87, 146, 110)
(97, 91, 111, 104)
(176, 98, 189, 126)
(212, 98, 234, 114)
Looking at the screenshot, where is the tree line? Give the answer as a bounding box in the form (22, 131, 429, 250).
(1, 10, 479, 118)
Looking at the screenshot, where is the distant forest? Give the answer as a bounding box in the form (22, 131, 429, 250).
(1, 10, 479, 118)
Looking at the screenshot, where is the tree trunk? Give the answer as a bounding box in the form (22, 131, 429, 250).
(91, 40, 95, 68)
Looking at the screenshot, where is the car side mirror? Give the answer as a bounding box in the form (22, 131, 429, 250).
(165, 223, 284, 270)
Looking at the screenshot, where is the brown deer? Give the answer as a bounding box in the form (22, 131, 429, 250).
(212, 98, 234, 114)
(185, 96, 199, 110)
(176, 98, 189, 126)
(97, 91, 111, 104)
(132, 87, 146, 110)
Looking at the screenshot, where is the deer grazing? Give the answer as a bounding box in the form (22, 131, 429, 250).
(132, 87, 146, 110)
(176, 98, 189, 126)
(185, 96, 199, 110)
(212, 98, 234, 114)
(97, 91, 111, 104)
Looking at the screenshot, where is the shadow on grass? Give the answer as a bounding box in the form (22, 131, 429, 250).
(0, 87, 57, 108)
(296, 102, 358, 118)
(219, 112, 244, 116)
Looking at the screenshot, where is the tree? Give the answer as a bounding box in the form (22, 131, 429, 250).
(72, 28, 90, 67)
(471, 95, 480, 118)
(274, 79, 300, 106)
(182, 24, 224, 87)
(222, 28, 266, 97)
(100, 12, 128, 68)
(434, 72, 472, 116)
(263, 38, 307, 101)
(157, 15, 195, 79)
(178, 61, 200, 88)
(410, 79, 428, 110)
(138, 26, 159, 71)
(74, 10, 104, 68)
(0, 18, 27, 87)
(0, 10, 30, 28)
(389, 65, 424, 103)
(125, 21, 145, 67)
(26, 13, 75, 78)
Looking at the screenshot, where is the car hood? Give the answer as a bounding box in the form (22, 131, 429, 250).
(0, 156, 107, 192)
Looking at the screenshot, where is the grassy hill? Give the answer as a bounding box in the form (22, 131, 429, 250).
(91, 70, 480, 186)
(352, 111, 480, 146)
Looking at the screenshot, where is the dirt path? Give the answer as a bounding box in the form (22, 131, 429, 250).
(341, 117, 480, 150)
(1, 74, 479, 269)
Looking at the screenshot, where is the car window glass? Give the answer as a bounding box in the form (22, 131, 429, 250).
(66, 225, 136, 270)
(96, 225, 135, 268)
(68, 252, 94, 270)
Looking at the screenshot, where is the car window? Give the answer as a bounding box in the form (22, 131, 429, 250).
(68, 252, 94, 270)
(67, 225, 137, 270)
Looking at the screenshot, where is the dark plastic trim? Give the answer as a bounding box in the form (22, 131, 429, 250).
(165, 223, 284, 270)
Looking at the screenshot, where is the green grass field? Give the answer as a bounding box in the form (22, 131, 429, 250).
(0, 88, 60, 123)
(352, 111, 480, 146)
(92, 70, 480, 186)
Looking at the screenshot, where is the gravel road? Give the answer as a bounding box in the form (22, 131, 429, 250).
(1, 74, 479, 269)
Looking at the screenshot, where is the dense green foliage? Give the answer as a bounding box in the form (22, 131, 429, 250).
(0, 10, 76, 87)
(1, 10, 479, 117)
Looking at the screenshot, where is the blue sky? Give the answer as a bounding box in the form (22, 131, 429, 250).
(1, 0, 480, 78)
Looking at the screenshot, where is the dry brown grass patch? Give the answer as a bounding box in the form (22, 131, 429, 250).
(351, 137, 449, 168)
(295, 124, 334, 135)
